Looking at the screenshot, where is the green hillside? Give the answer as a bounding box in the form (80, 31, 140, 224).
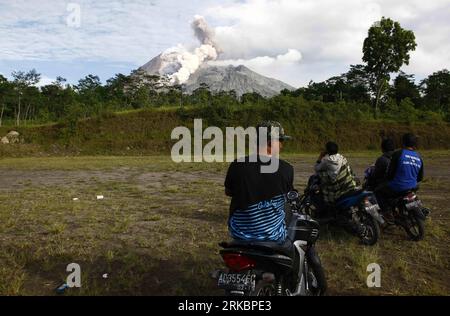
(1, 102, 449, 157)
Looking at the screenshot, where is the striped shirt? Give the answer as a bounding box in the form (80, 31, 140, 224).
(229, 194, 287, 242)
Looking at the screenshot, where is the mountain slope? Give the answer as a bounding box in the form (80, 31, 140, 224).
(139, 55, 295, 97)
(184, 64, 295, 97)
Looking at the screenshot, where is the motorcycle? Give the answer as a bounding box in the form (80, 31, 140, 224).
(300, 175, 384, 246)
(211, 191, 327, 296)
(363, 168, 430, 241)
(380, 189, 429, 241)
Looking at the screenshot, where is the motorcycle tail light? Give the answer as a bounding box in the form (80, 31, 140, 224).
(404, 193, 416, 202)
(222, 254, 256, 272)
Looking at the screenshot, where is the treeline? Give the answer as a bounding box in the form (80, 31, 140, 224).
(11, 101, 450, 158)
(282, 67, 450, 122)
(0, 66, 449, 127)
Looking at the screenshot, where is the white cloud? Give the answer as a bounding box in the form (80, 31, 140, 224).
(0, 0, 233, 64)
(1, 0, 449, 87)
(36, 76, 55, 87)
(206, 0, 450, 86)
(211, 49, 302, 84)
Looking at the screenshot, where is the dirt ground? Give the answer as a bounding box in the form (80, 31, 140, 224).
(0, 152, 448, 296)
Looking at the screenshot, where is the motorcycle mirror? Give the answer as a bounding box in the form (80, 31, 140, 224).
(287, 191, 299, 201)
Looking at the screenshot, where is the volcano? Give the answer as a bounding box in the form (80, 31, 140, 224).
(139, 56, 295, 98)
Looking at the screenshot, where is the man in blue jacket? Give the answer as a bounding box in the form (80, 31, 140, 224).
(375, 133, 424, 213)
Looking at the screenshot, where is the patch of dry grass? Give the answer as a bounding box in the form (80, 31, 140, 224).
(0, 153, 448, 295)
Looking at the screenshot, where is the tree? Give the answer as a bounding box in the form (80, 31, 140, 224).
(0, 75, 13, 127)
(191, 83, 212, 106)
(420, 69, 450, 112)
(75, 75, 105, 116)
(343, 64, 371, 103)
(106, 74, 131, 107)
(363, 17, 417, 116)
(160, 84, 183, 108)
(301, 81, 329, 101)
(295, 65, 371, 104)
(54, 76, 67, 88)
(41, 77, 76, 121)
(126, 70, 167, 107)
(391, 72, 420, 106)
(75, 74, 102, 92)
(241, 92, 265, 105)
(22, 85, 42, 124)
(397, 98, 418, 122)
(11, 69, 41, 126)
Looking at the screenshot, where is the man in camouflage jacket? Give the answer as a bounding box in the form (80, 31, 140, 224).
(315, 142, 359, 205)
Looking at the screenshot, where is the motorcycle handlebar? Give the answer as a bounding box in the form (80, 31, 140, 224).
(287, 190, 308, 216)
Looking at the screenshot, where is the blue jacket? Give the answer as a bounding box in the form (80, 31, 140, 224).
(388, 149, 424, 192)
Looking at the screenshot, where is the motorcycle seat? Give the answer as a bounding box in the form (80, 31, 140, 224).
(219, 239, 294, 257)
(388, 187, 420, 202)
(335, 189, 371, 209)
(338, 189, 364, 201)
(397, 187, 419, 196)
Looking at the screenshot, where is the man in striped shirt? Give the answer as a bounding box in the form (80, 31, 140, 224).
(225, 121, 294, 243)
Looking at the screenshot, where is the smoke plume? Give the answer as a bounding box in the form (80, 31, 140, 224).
(152, 15, 301, 86)
(158, 15, 220, 84)
(192, 15, 220, 50)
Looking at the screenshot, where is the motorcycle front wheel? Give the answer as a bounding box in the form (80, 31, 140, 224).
(359, 213, 380, 246)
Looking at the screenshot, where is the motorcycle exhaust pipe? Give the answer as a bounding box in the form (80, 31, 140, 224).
(210, 270, 223, 280)
(262, 272, 275, 283)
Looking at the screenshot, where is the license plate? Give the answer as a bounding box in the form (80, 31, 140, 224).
(406, 200, 421, 210)
(217, 272, 256, 292)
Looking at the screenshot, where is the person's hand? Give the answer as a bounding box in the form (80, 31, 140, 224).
(318, 151, 326, 161)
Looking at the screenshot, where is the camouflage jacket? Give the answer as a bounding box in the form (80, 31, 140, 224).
(315, 154, 358, 204)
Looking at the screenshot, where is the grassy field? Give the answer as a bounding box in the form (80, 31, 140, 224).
(0, 152, 448, 296)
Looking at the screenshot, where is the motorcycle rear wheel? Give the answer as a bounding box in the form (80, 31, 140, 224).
(250, 281, 278, 296)
(307, 260, 327, 296)
(403, 213, 425, 241)
(306, 247, 327, 296)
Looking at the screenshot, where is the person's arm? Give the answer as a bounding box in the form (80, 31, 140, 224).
(373, 156, 388, 181)
(284, 164, 295, 224)
(417, 159, 424, 183)
(387, 150, 402, 180)
(224, 162, 235, 197)
(314, 153, 328, 173)
(288, 165, 294, 191)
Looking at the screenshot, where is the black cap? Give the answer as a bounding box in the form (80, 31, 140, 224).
(257, 121, 292, 142)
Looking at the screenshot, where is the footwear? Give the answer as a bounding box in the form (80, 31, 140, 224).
(421, 208, 431, 217)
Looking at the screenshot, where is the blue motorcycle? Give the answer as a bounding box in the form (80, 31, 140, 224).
(299, 175, 384, 246)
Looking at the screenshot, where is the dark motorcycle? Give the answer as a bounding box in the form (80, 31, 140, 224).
(300, 175, 384, 246)
(212, 191, 327, 296)
(382, 189, 429, 241)
(363, 168, 430, 241)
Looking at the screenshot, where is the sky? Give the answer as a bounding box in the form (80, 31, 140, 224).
(0, 0, 449, 88)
